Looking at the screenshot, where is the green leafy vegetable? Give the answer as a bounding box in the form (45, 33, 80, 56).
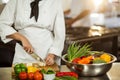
(41, 68, 55, 74)
(67, 42, 91, 62)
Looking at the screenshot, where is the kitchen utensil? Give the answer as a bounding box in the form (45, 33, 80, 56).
(30, 53, 46, 66)
(62, 52, 117, 76)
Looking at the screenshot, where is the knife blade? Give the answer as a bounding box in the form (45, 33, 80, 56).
(30, 53, 46, 66)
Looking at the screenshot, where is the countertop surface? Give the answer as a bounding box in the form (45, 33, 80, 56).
(0, 62, 120, 80)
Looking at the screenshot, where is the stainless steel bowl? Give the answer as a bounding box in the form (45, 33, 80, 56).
(62, 53, 117, 77)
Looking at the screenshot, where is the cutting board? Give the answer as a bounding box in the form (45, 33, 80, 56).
(12, 63, 60, 79)
(32, 63, 60, 72)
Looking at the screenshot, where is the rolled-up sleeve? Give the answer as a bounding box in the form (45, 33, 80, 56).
(0, 0, 17, 43)
(48, 0, 66, 57)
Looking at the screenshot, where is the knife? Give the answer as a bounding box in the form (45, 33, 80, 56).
(16, 41, 46, 66)
(30, 53, 46, 66)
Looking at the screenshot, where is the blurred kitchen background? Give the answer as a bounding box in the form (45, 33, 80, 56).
(0, 0, 120, 66)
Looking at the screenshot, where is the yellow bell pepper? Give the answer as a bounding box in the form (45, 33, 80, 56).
(100, 53, 112, 63)
(27, 66, 38, 73)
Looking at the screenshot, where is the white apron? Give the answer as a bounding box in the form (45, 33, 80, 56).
(13, 27, 55, 64)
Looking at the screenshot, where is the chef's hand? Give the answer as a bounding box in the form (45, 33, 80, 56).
(65, 18, 74, 27)
(21, 39, 34, 53)
(6, 32, 34, 54)
(45, 54, 55, 66)
(21, 38, 34, 54)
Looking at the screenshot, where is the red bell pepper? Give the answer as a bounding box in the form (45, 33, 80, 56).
(56, 72, 78, 78)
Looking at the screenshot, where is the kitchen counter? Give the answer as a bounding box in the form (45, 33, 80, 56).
(0, 62, 120, 80)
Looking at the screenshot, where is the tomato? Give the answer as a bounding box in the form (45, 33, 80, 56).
(28, 72, 34, 80)
(34, 71, 43, 80)
(19, 72, 27, 80)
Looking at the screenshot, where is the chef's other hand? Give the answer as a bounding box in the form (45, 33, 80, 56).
(21, 38, 34, 54)
(45, 54, 55, 66)
(65, 18, 74, 28)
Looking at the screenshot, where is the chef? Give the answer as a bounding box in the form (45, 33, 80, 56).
(0, 0, 65, 66)
(64, 0, 94, 27)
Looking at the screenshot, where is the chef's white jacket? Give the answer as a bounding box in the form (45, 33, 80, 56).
(0, 0, 65, 65)
(65, 0, 94, 27)
(62, 0, 72, 11)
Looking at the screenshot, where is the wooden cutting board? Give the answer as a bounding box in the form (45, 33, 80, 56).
(12, 63, 60, 79)
(32, 63, 60, 72)
(12, 63, 60, 74)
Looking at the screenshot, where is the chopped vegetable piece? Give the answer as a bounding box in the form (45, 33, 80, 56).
(93, 58, 107, 63)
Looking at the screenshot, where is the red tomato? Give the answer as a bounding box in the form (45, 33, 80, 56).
(28, 72, 34, 80)
(19, 72, 27, 80)
(34, 71, 43, 80)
